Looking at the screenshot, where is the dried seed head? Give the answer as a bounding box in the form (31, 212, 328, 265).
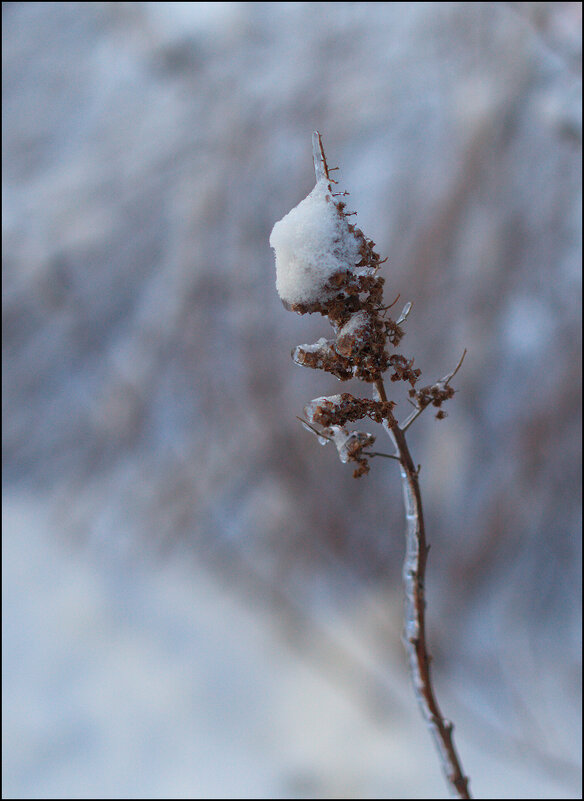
(274, 134, 461, 478)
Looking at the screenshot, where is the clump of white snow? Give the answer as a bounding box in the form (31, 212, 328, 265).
(270, 178, 361, 306)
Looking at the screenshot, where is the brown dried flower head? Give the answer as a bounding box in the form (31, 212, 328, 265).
(270, 132, 462, 476)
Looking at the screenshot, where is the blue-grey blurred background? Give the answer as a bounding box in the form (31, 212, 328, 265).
(2, 2, 582, 798)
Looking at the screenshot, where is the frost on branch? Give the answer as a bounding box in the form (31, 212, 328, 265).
(302, 392, 395, 477)
(330, 428, 376, 478)
(304, 393, 395, 427)
(301, 417, 376, 479)
(292, 338, 353, 381)
(335, 311, 375, 357)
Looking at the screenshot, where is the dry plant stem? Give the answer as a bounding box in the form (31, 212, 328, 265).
(282, 133, 472, 798)
(375, 378, 471, 799)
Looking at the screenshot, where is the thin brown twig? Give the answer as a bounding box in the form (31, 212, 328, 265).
(375, 377, 471, 799)
(401, 349, 467, 432)
(297, 416, 400, 461)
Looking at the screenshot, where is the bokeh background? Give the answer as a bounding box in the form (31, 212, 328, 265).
(2, 2, 582, 798)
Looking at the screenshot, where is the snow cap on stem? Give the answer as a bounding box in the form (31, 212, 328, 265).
(269, 177, 361, 306)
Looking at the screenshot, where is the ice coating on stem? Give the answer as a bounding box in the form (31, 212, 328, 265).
(335, 311, 372, 357)
(303, 394, 344, 424)
(270, 177, 361, 306)
(330, 427, 375, 464)
(292, 337, 331, 358)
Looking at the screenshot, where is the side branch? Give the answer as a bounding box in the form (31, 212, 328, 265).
(374, 380, 471, 799)
(401, 348, 467, 432)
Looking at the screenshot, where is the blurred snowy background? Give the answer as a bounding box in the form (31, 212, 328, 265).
(2, 2, 582, 798)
